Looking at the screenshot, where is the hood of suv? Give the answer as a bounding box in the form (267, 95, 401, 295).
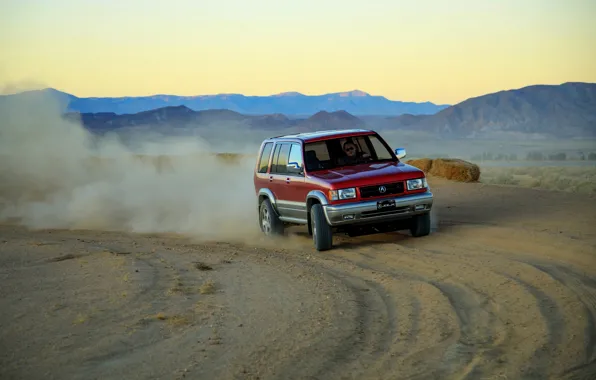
(308, 161, 424, 187)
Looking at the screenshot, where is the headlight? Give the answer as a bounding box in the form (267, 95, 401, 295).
(329, 188, 356, 200)
(406, 178, 427, 191)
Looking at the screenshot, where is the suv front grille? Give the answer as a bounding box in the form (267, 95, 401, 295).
(359, 182, 404, 198)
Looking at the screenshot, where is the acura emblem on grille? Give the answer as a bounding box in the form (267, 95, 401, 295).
(379, 186, 386, 193)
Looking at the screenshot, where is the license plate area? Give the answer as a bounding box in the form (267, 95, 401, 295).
(376, 199, 396, 210)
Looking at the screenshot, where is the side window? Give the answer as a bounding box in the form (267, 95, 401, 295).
(304, 141, 330, 171)
(368, 135, 393, 160)
(307, 141, 331, 161)
(287, 143, 304, 175)
(257, 142, 273, 173)
(270, 143, 282, 173)
(271, 143, 291, 174)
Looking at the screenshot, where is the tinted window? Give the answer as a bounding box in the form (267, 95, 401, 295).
(257, 142, 273, 173)
(271, 143, 291, 173)
(270, 143, 282, 172)
(368, 135, 393, 160)
(287, 143, 303, 175)
(277, 143, 291, 172)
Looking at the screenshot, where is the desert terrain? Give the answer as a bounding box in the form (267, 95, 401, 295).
(1, 171, 595, 380)
(1, 90, 595, 380)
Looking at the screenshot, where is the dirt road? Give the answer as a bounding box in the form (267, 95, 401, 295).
(1, 178, 595, 380)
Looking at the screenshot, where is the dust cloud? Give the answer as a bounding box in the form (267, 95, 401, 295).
(0, 90, 262, 241)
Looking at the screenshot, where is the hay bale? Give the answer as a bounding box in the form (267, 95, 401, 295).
(429, 158, 480, 182)
(406, 158, 480, 182)
(405, 158, 433, 173)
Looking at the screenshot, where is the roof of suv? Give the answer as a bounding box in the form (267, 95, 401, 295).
(268, 129, 376, 143)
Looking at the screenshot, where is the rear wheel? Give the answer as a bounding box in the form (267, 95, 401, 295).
(259, 199, 284, 236)
(410, 212, 431, 237)
(310, 203, 333, 251)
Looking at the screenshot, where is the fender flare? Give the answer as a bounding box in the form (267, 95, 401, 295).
(306, 190, 331, 225)
(306, 190, 329, 207)
(258, 188, 278, 213)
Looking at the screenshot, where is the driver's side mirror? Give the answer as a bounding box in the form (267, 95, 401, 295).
(395, 148, 406, 159)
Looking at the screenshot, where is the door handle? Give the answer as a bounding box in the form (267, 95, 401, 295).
(269, 176, 273, 182)
(285, 177, 291, 184)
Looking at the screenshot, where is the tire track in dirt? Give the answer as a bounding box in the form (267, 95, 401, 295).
(435, 227, 596, 380)
(297, 221, 596, 380)
(174, 241, 403, 380)
(520, 261, 596, 380)
(0, 231, 228, 380)
(269, 268, 398, 380)
(247, 240, 486, 379)
(495, 272, 565, 379)
(73, 241, 233, 379)
(313, 250, 508, 380)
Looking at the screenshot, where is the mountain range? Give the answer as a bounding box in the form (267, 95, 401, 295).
(0, 88, 448, 116)
(365, 82, 596, 138)
(63, 107, 367, 134)
(397, 81, 596, 138)
(1, 82, 595, 138)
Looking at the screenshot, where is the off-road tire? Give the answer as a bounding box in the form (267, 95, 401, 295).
(259, 198, 284, 236)
(310, 203, 333, 251)
(410, 212, 431, 237)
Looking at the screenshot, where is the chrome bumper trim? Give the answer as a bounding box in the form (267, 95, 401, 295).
(323, 191, 433, 226)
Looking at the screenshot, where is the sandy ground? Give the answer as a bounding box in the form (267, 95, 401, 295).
(1, 178, 595, 380)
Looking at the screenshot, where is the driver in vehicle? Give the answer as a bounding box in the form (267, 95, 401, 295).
(338, 140, 370, 165)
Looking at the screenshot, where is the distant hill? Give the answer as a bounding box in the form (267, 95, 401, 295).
(0, 88, 449, 116)
(388, 82, 596, 138)
(292, 110, 366, 132)
(62, 106, 371, 135)
(361, 113, 431, 130)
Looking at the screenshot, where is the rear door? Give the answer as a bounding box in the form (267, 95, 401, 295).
(267, 142, 287, 214)
(269, 141, 307, 221)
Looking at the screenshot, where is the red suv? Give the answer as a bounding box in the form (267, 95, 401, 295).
(253, 129, 433, 251)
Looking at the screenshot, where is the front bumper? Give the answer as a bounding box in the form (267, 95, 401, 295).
(323, 191, 433, 227)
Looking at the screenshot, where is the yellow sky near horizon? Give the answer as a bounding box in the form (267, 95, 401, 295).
(1, 0, 595, 104)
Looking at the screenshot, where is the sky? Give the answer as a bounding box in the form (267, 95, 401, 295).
(1, 0, 595, 104)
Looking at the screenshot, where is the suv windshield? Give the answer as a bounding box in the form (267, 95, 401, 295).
(303, 134, 396, 172)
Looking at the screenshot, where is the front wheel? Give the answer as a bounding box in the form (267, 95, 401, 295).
(410, 212, 431, 237)
(310, 203, 333, 251)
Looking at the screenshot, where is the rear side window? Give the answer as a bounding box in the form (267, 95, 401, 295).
(257, 142, 273, 173)
(271, 143, 291, 173)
